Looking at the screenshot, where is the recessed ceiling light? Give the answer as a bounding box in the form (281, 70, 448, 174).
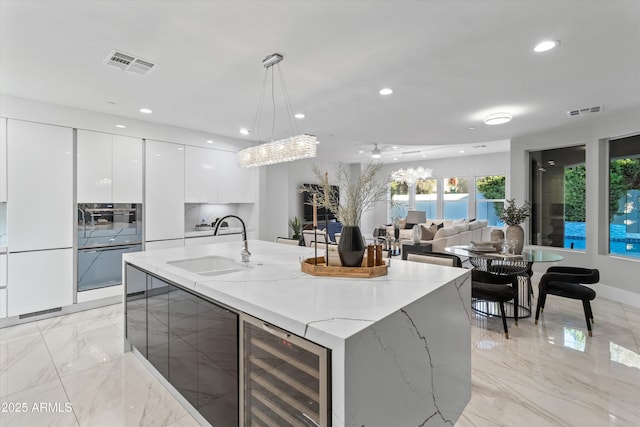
(534, 40, 560, 53)
(459, 150, 465, 154)
(139, 108, 152, 114)
(484, 112, 512, 125)
(358, 150, 364, 154)
(294, 113, 305, 119)
(240, 128, 250, 135)
(379, 88, 393, 95)
(206, 140, 214, 144)
(393, 158, 398, 161)
(468, 126, 476, 131)
(421, 154, 426, 158)
(115, 124, 126, 129)
(392, 146, 398, 150)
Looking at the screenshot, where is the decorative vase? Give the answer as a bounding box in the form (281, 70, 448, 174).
(338, 226, 366, 267)
(394, 227, 400, 240)
(506, 225, 525, 255)
(411, 224, 422, 244)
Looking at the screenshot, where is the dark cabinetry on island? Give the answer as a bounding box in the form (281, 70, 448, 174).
(125, 264, 238, 426)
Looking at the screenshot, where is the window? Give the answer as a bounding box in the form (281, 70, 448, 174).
(415, 178, 438, 218)
(609, 134, 640, 258)
(529, 145, 586, 249)
(390, 181, 409, 220)
(476, 175, 506, 226)
(443, 177, 468, 219)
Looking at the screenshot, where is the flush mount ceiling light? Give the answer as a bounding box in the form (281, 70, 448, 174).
(239, 128, 250, 135)
(391, 166, 433, 185)
(534, 40, 560, 53)
(294, 113, 305, 119)
(379, 88, 393, 95)
(115, 124, 126, 129)
(484, 112, 512, 125)
(206, 140, 214, 144)
(139, 108, 152, 114)
(371, 144, 381, 159)
(238, 53, 317, 167)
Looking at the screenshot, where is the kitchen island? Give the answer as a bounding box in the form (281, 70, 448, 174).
(123, 240, 472, 427)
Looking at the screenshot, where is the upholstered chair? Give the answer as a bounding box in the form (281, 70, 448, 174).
(535, 266, 600, 336)
(471, 269, 519, 339)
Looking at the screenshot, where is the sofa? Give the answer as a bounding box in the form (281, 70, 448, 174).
(385, 219, 503, 253)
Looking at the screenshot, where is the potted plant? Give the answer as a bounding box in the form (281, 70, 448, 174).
(302, 161, 390, 267)
(288, 216, 302, 243)
(497, 198, 531, 254)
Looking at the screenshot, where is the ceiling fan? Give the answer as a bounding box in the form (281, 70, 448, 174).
(363, 143, 396, 159)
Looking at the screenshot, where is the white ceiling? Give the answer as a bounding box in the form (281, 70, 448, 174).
(1, 0, 639, 163)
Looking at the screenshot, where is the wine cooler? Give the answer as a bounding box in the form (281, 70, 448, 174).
(240, 313, 331, 427)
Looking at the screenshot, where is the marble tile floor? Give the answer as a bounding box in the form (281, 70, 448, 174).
(0, 290, 639, 426)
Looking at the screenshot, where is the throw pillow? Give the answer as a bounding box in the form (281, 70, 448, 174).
(433, 222, 444, 230)
(404, 222, 415, 230)
(420, 224, 435, 240)
(429, 223, 439, 235)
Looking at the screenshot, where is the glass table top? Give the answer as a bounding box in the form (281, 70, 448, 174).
(445, 245, 564, 263)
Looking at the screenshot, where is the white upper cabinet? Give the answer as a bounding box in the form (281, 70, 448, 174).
(217, 150, 256, 203)
(185, 146, 219, 203)
(145, 140, 185, 241)
(77, 130, 142, 203)
(8, 120, 73, 251)
(0, 118, 6, 202)
(77, 130, 112, 203)
(112, 135, 143, 203)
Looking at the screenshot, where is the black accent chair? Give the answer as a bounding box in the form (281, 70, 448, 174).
(472, 270, 519, 339)
(535, 266, 599, 336)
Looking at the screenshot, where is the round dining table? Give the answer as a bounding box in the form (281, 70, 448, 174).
(445, 245, 564, 318)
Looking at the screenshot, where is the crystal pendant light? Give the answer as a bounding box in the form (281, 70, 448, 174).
(238, 53, 317, 167)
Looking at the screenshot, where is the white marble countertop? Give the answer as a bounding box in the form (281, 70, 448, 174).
(123, 239, 469, 350)
(184, 227, 244, 238)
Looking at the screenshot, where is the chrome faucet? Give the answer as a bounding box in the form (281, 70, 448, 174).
(213, 215, 251, 262)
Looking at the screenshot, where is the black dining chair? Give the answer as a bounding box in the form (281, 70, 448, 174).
(535, 266, 600, 336)
(471, 269, 519, 339)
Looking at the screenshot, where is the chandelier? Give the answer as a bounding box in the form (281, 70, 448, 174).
(391, 166, 433, 185)
(238, 53, 318, 168)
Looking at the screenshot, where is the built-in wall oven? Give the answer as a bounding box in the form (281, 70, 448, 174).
(77, 203, 142, 292)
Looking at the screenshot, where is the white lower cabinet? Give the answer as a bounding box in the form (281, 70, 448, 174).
(0, 253, 6, 287)
(0, 253, 6, 318)
(7, 249, 73, 317)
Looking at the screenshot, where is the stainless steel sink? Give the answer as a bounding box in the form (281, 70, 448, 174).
(167, 255, 250, 276)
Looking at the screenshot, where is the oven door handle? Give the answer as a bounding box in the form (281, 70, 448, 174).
(80, 244, 141, 253)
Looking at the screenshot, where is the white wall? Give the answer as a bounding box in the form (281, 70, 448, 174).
(510, 107, 640, 304)
(261, 158, 341, 242)
(261, 152, 509, 242)
(0, 95, 250, 152)
(365, 151, 510, 232)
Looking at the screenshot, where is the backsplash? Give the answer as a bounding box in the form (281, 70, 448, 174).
(184, 203, 238, 231)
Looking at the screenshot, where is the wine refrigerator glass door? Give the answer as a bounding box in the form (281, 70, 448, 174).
(240, 313, 330, 427)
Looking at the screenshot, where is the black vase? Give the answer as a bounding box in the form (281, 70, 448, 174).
(338, 226, 366, 267)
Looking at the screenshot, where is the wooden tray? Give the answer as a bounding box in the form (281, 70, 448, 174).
(301, 257, 388, 278)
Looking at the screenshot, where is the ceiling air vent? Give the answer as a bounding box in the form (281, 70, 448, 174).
(104, 49, 156, 75)
(567, 105, 603, 117)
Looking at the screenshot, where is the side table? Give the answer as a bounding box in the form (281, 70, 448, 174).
(402, 242, 433, 260)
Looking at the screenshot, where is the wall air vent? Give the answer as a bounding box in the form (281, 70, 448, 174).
(104, 49, 156, 75)
(567, 105, 603, 117)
